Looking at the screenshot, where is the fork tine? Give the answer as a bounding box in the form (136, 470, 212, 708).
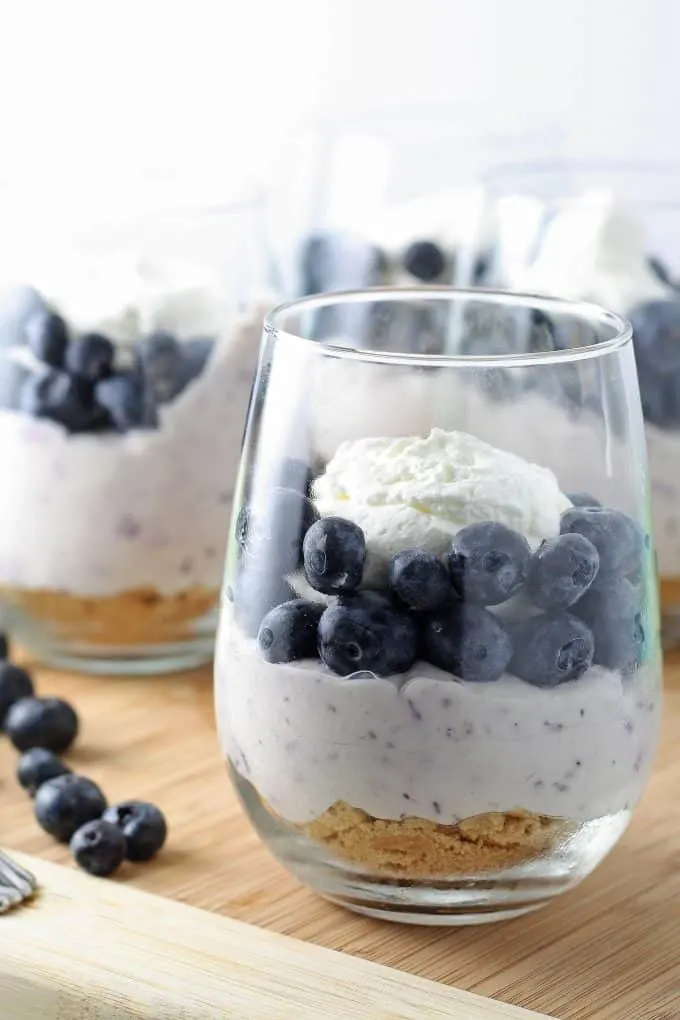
(0, 851, 38, 901)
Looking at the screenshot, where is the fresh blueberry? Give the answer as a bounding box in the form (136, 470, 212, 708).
(0, 632, 8, 658)
(527, 533, 600, 612)
(575, 576, 645, 674)
(257, 599, 324, 663)
(402, 240, 447, 282)
(318, 600, 417, 677)
(448, 522, 531, 605)
(629, 300, 680, 374)
(70, 819, 127, 876)
(176, 337, 214, 392)
(102, 800, 167, 861)
(17, 747, 71, 797)
(0, 662, 34, 726)
(66, 333, 115, 382)
(34, 774, 107, 843)
(560, 506, 643, 577)
(21, 368, 106, 432)
(567, 491, 602, 508)
(24, 310, 69, 367)
(136, 331, 183, 404)
(95, 371, 155, 430)
(388, 550, 451, 611)
(5, 696, 78, 753)
(303, 517, 366, 595)
(422, 603, 513, 683)
(509, 613, 595, 687)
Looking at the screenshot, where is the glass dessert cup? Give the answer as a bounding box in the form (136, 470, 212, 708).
(215, 287, 662, 925)
(485, 160, 680, 647)
(0, 195, 271, 675)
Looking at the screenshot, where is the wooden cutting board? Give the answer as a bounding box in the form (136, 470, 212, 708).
(1, 651, 679, 1020)
(0, 851, 549, 1019)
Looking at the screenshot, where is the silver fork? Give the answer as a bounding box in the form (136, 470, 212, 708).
(0, 850, 38, 913)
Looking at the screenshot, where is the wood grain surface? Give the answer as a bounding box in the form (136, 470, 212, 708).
(0, 851, 549, 1020)
(1, 651, 678, 1020)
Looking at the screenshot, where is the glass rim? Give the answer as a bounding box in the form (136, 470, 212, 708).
(264, 286, 632, 369)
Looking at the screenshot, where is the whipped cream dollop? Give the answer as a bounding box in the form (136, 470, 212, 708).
(510, 190, 668, 314)
(313, 428, 570, 583)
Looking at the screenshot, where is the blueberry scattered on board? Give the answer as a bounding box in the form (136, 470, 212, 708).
(0, 638, 168, 877)
(244, 471, 648, 688)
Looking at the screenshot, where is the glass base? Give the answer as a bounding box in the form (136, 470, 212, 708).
(3, 604, 216, 675)
(232, 767, 631, 926)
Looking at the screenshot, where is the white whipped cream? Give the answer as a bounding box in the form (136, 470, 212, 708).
(313, 428, 570, 583)
(511, 190, 668, 314)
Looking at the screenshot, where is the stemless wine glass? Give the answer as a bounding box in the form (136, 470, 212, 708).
(485, 161, 680, 647)
(215, 287, 662, 925)
(0, 186, 272, 675)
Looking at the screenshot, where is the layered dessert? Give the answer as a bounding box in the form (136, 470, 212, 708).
(0, 253, 269, 653)
(499, 190, 680, 620)
(217, 428, 659, 878)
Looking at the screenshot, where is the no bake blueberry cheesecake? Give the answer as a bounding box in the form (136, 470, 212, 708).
(217, 428, 659, 878)
(0, 254, 268, 662)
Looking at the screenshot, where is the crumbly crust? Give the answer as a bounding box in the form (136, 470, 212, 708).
(301, 801, 568, 877)
(0, 585, 218, 646)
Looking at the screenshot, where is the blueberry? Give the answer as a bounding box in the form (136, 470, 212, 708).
(527, 534, 600, 612)
(303, 517, 366, 595)
(629, 300, 680, 374)
(21, 368, 106, 433)
(257, 599, 324, 662)
(388, 550, 451, 611)
(509, 613, 595, 687)
(24, 310, 69, 367)
(448, 522, 531, 605)
(136, 331, 184, 404)
(66, 333, 115, 382)
(176, 337, 214, 392)
(95, 371, 155, 431)
(560, 506, 643, 577)
(402, 240, 447, 282)
(102, 800, 167, 861)
(5, 696, 78, 753)
(70, 819, 127, 876)
(0, 661, 34, 725)
(34, 774, 107, 842)
(318, 600, 417, 677)
(0, 632, 8, 658)
(566, 491, 602, 508)
(575, 577, 645, 674)
(636, 363, 680, 430)
(422, 603, 513, 683)
(17, 747, 71, 796)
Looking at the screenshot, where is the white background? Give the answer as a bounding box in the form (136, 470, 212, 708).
(0, 0, 676, 207)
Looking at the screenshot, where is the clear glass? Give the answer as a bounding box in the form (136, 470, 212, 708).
(269, 107, 562, 299)
(0, 193, 272, 674)
(215, 287, 662, 925)
(484, 161, 680, 646)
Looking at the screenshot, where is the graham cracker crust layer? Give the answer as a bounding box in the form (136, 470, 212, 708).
(301, 801, 567, 877)
(0, 584, 219, 646)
